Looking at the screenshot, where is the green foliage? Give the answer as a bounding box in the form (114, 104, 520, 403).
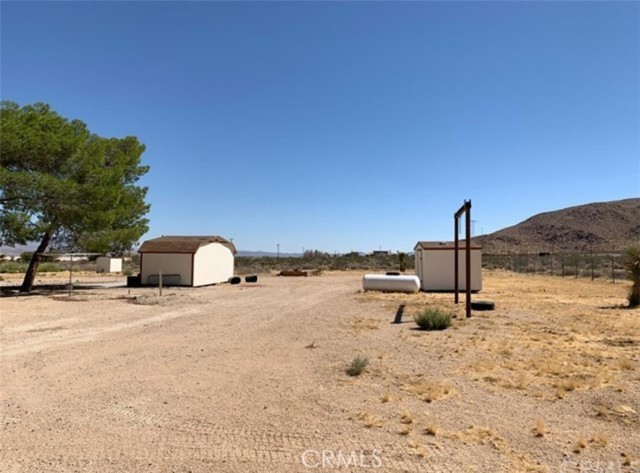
(414, 308, 452, 331)
(38, 263, 62, 273)
(0, 101, 150, 290)
(398, 251, 407, 272)
(0, 262, 27, 273)
(345, 356, 369, 376)
(623, 245, 640, 308)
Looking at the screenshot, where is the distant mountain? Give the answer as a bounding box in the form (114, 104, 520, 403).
(475, 198, 640, 254)
(0, 243, 37, 256)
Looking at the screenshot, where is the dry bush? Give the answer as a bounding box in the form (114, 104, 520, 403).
(534, 418, 546, 437)
(424, 420, 438, 436)
(400, 409, 414, 424)
(380, 393, 390, 403)
(398, 426, 411, 436)
(345, 356, 369, 376)
(354, 412, 384, 428)
(589, 433, 608, 447)
(403, 378, 456, 403)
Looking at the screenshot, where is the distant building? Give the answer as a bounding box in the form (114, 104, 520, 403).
(370, 250, 392, 256)
(54, 255, 88, 262)
(138, 235, 236, 287)
(96, 257, 122, 273)
(0, 254, 21, 261)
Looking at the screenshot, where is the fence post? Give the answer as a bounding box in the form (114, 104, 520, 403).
(561, 256, 565, 277)
(611, 256, 615, 284)
(591, 251, 595, 281)
(159, 269, 163, 296)
(575, 256, 578, 279)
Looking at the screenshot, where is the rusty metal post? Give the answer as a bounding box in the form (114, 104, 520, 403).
(454, 215, 459, 304)
(465, 201, 472, 318)
(454, 200, 472, 318)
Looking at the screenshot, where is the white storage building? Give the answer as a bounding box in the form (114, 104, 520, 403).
(96, 256, 122, 273)
(138, 236, 236, 287)
(414, 241, 482, 292)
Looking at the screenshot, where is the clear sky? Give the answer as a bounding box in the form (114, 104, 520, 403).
(2, 1, 639, 253)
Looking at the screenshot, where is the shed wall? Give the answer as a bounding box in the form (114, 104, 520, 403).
(415, 249, 482, 291)
(141, 253, 192, 286)
(96, 257, 122, 273)
(192, 243, 234, 286)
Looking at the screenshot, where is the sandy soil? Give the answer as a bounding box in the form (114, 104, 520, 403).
(1, 271, 638, 472)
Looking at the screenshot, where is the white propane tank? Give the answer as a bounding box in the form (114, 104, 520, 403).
(362, 274, 420, 293)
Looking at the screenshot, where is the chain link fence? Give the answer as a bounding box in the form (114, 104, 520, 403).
(482, 253, 626, 283)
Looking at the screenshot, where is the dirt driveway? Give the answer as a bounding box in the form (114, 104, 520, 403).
(1, 272, 638, 472)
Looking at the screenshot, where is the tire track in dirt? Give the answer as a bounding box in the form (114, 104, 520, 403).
(0, 308, 201, 358)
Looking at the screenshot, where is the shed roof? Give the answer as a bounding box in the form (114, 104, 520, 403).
(139, 236, 237, 255)
(414, 241, 482, 251)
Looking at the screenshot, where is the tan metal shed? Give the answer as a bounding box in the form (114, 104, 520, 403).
(414, 241, 482, 292)
(138, 236, 236, 287)
(96, 256, 122, 273)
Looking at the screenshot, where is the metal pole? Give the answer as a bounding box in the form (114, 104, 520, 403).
(277, 243, 280, 259)
(68, 255, 73, 296)
(465, 200, 472, 319)
(611, 256, 615, 284)
(454, 216, 459, 304)
(159, 269, 163, 296)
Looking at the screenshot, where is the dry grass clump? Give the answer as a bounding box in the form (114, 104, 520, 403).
(380, 392, 391, 403)
(617, 356, 634, 371)
(589, 433, 608, 447)
(573, 436, 588, 453)
(424, 419, 438, 436)
(407, 438, 427, 458)
(350, 317, 381, 332)
(353, 411, 384, 428)
(398, 426, 411, 436)
(533, 418, 546, 437)
(403, 378, 457, 403)
(400, 409, 414, 424)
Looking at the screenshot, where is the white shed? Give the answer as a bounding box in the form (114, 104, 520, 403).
(138, 236, 236, 287)
(96, 257, 122, 273)
(414, 241, 482, 292)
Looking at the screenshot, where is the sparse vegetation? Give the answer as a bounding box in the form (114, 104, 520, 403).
(534, 418, 546, 437)
(400, 410, 414, 424)
(623, 245, 640, 308)
(414, 307, 452, 331)
(398, 426, 411, 436)
(424, 420, 438, 436)
(345, 356, 369, 376)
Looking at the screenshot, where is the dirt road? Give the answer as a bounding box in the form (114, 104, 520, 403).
(1, 272, 638, 472)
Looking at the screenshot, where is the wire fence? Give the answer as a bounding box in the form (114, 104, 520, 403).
(482, 253, 626, 283)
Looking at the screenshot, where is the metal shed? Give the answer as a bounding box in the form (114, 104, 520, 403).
(138, 236, 236, 287)
(96, 256, 122, 273)
(414, 241, 482, 292)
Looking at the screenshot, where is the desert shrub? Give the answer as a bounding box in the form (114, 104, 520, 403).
(623, 245, 640, 308)
(414, 308, 452, 331)
(346, 356, 369, 376)
(123, 268, 133, 276)
(0, 262, 27, 273)
(38, 263, 62, 272)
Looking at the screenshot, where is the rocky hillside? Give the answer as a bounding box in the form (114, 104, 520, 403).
(475, 198, 640, 254)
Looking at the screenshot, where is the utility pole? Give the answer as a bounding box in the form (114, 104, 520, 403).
(277, 243, 280, 259)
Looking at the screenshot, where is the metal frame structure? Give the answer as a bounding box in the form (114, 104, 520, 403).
(454, 200, 472, 318)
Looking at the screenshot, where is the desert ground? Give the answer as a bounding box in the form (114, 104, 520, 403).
(1, 270, 638, 472)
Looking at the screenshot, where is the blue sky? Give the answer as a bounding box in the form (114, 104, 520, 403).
(2, 1, 638, 253)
